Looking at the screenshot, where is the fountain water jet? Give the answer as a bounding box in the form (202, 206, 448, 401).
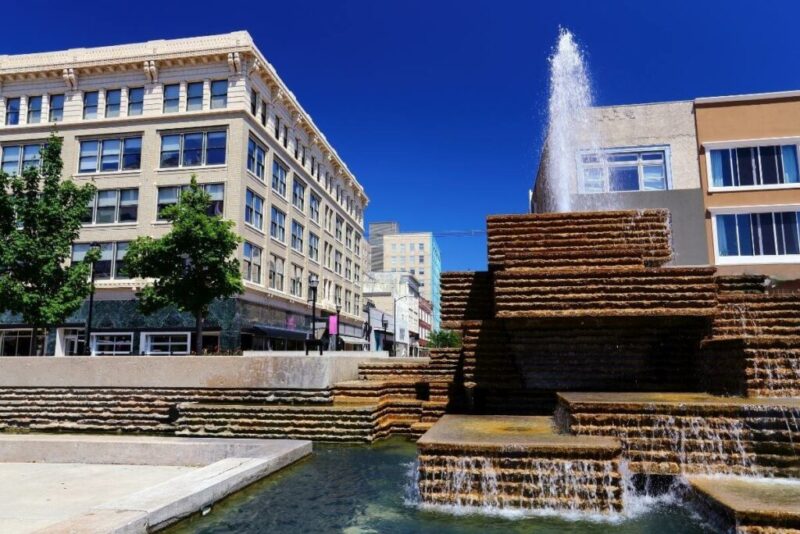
(542, 28, 598, 213)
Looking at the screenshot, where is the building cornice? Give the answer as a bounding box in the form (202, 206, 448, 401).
(0, 31, 368, 205)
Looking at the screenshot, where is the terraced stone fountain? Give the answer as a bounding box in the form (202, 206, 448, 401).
(418, 208, 800, 528)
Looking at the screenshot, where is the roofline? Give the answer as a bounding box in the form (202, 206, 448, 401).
(590, 99, 692, 109)
(695, 89, 800, 105)
(0, 30, 368, 203)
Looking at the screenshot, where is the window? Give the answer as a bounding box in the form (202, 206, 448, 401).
(290, 264, 303, 297)
(143, 333, 190, 355)
(271, 207, 286, 242)
(84, 189, 138, 224)
(243, 242, 263, 283)
(710, 145, 800, 189)
(91, 333, 133, 355)
(163, 84, 180, 113)
(247, 138, 266, 179)
(105, 89, 121, 117)
(310, 194, 320, 223)
(128, 87, 144, 116)
(186, 82, 203, 111)
(5, 97, 20, 125)
(245, 189, 264, 230)
(27, 96, 42, 123)
(419, 255, 424, 264)
(291, 221, 304, 252)
(83, 91, 99, 119)
(715, 210, 800, 262)
(355, 234, 362, 256)
(354, 264, 361, 282)
(78, 137, 141, 173)
(293, 178, 305, 211)
(311, 156, 316, 176)
(210, 80, 228, 109)
(294, 138, 300, 159)
(334, 250, 343, 275)
(157, 183, 224, 219)
(324, 242, 333, 269)
(272, 158, 288, 196)
(324, 206, 333, 232)
(49, 94, 64, 122)
(260, 101, 267, 126)
(72, 241, 129, 279)
(269, 254, 285, 290)
(2, 143, 42, 175)
(355, 294, 360, 314)
(274, 116, 282, 140)
(579, 148, 669, 193)
(345, 290, 352, 314)
(251, 90, 259, 115)
(309, 233, 320, 262)
(335, 285, 342, 306)
(159, 131, 226, 168)
(345, 258, 352, 280)
(345, 225, 353, 249)
(335, 216, 343, 241)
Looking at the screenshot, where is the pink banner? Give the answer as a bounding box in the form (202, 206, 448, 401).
(328, 315, 338, 333)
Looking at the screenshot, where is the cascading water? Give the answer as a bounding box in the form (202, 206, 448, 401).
(541, 28, 598, 213)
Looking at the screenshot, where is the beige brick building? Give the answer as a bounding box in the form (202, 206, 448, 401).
(0, 32, 369, 355)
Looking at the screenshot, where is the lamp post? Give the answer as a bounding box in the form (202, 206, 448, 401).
(307, 274, 321, 355)
(393, 294, 414, 358)
(381, 315, 389, 351)
(335, 304, 341, 351)
(84, 242, 100, 355)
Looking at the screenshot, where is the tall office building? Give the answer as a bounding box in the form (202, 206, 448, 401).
(0, 32, 369, 355)
(380, 230, 441, 330)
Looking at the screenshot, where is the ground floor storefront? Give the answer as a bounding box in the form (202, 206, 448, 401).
(0, 297, 366, 356)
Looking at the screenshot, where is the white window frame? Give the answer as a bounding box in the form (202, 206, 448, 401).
(140, 332, 191, 355)
(710, 203, 800, 265)
(576, 145, 672, 194)
(704, 137, 800, 193)
(90, 332, 134, 355)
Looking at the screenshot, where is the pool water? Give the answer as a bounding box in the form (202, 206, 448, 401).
(166, 438, 715, 534)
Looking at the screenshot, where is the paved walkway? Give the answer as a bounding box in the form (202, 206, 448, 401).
(0, 462, 194, 533)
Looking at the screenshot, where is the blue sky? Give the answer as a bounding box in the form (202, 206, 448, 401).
(4, 0, 800, 270)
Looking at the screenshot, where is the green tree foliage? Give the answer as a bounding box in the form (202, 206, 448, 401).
(124, 176, 243, 354)
(0, 134, 97, 355)
(428, 329, 462, 348)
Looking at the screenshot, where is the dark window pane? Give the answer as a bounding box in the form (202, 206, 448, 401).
(128, 88, 144, 116)
(736, 148, 755, 186)
(182, 133, 203, 166)
(205, 131, 226, 165)
(160, 135, 180, 167)
(717, 214, 739, 256)
(782, 212, 800, 255)
(100, 140, 120, 172)
(759, 213, 776, 255)
(759, 146, 779, 185)
(736, 214, 753, 256)
(122, 138, 142, 170)
(94, 243, 114, 279)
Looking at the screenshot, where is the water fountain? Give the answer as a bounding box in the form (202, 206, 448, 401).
(540, 28, 599, 213)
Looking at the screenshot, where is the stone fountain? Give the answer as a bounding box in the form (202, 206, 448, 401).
(417, 208, 800, 530)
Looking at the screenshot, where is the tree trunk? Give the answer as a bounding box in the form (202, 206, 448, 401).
(194, 311, 203, 355)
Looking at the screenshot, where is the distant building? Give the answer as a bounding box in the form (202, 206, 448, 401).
(362, 271, 421, 357)
(368, 222, 441, 330)
(418, 297, 432, 347)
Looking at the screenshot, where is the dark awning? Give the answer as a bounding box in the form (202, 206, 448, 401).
(253, 324, 309, 341)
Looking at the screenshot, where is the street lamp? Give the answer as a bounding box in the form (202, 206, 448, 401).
(381, 315, 389, 351)
(335, 304, 341, 351)
(393, 295, 415, 357)
(307, 274, 321, 355)
(84, 242, 100, 356)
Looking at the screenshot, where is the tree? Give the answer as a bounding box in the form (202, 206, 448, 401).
(0, 134, 97, 355)
(124, 176, 243, 354)
(428, 329, 462, 348)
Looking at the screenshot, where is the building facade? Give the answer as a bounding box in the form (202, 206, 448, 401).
(694, 91, 800, 279)
(0, 32, 369, 355)
(532, 101, 709, 265)
(379, 231, 441, 330)
(362, 271, 420, 357)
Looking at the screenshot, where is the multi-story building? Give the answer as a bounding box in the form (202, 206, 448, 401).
(532, 101, 709, 265)
(694, 91, 800, 278)
(362, 272, 420, 357)
(370, 225, 441, 330)
(533, 92, 800, 280)
(0, 31, 369, 355)
(418, 297, 432, 347)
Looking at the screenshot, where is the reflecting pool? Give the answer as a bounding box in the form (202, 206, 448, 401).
(166, 438, 715, 534)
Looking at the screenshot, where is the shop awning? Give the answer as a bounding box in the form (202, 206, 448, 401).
(339, 335, 369, 346)
(253, 324, 309, 341)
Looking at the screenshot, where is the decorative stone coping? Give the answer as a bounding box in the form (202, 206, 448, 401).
(688, 475, 800, 532)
